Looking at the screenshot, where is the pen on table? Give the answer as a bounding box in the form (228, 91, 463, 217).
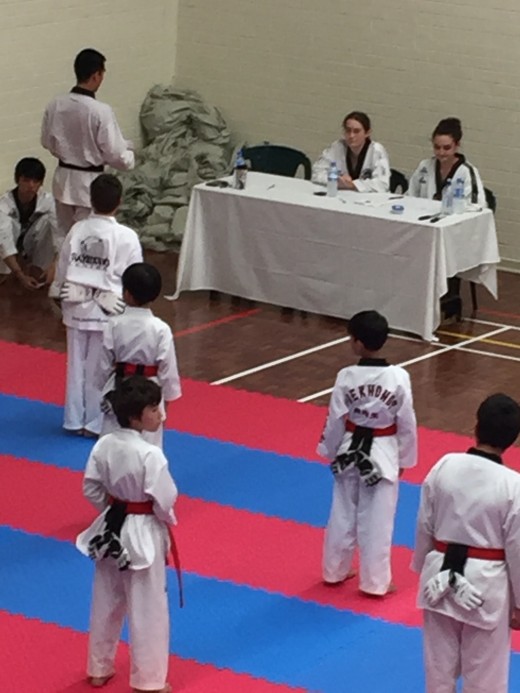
(389, 195, 404, 200)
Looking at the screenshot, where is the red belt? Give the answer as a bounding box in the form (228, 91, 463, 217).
(116, 363, 159, 378)
(109, 497, 184, 606)
(434, 539, 505, 561)
(345, 419, 397, 437)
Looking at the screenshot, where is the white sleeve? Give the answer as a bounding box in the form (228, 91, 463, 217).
(353, 144, 391, 193)
(463, 163, 487, 207)
(127, 235, 143, 266)
(54, 228, 73, 286)
(395, 371, 417, 469)
(83, 445, 110, 512)
(317, 374, 348, 460)
(157, 327, 182, 402)
(47, 201, 62, 253)
(312, 145, 335, 186)
(95, 321, 116, 390)
(40, 106, 52, 153)
(503, 488, 520, 608)
(144, 449, 179, 525)
(407, 164, 424, 198)
(0, 213, 16, 260)
(97, 107, 135, 171)
(411, 468, 437, 573)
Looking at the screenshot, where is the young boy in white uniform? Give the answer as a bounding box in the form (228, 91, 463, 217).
(52, 174, 142, 436)
(412, 394, 520, 693)
(318, 311, 417, 595)
(77, 376, 177, 693)
(97, 262, 182, 448)
(0, 157, 58, 288)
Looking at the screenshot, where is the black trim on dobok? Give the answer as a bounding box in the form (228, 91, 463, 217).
(357, 358, 389, 367)
(434, 153, 478, 203)
(466, 446, 503, 465)
(70, 85, 96, 99)
(346, 139, 372, 180)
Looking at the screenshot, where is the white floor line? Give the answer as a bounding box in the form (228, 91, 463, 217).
(457, 345, 520, 363)
(212, 330, 443, 387)
(298, 326, 510, 403)
(210, 336, 350, 385)
(398, 326, 509, 367)
(466, 316, 520, 331)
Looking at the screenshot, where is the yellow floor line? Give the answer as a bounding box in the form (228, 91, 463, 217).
(437, 330, 520, 351)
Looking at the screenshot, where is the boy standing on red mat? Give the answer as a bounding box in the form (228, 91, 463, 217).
(77, 376, 178, 693)
(318, 310, 417, 596)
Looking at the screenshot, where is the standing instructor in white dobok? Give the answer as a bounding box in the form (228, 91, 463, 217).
(41, 48, 134, 246)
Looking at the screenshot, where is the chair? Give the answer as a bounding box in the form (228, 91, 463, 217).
(242, 143, 312, 180)
(469, 187, 497, 315)
(389, 169, 409, 194)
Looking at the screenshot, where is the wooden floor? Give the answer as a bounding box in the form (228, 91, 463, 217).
(2, 250, 520, 439)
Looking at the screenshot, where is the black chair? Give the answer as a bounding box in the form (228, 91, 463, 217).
(389, 169, 409, 194)
(469, 186, 497, 315)
(242, 143, 312, 180)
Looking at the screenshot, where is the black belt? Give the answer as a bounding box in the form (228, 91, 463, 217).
(59, 160, 104, 173)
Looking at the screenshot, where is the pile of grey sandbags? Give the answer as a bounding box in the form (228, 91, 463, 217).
(117, 86, 234, 250)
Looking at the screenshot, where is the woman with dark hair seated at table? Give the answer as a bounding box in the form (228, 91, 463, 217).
(408, 117, 487, 207)
(312, 111, 390, 193)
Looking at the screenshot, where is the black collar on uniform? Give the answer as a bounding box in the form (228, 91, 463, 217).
(12, 187, 37, 224)
(434, 153, 466, 200)
(71, 85, 96, 99)
(358, 357, 389, 367)
(467, 446, 503, 465)
(346, 138, 371, 180)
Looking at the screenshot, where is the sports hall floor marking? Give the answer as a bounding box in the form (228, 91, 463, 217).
(174, 308, 261, 337)
(210, 331, 446, 387)
(298, 326, 510, 403)
(468, 316, 520, 331)
(454, 346, 520, 363)
(438, 329, 520, 351)
(211, 336, 351, 385)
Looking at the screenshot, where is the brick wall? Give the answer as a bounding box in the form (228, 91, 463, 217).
(175, 0, 520, 267)
(0, 0, 178, 194)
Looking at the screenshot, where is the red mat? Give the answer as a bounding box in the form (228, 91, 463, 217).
(0, 611, 304, 693)
(2, 339, 520, 483)
(0, 455, 420, 625)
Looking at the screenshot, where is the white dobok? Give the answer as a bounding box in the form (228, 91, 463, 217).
(312, 140, 391, 193)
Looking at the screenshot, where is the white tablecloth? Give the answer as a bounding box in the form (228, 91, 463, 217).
(173, 172, 500, 340)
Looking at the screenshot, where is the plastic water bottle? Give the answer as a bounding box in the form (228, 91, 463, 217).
(234, 149, 248, 190)
(452, 177, 466, 214)
(441, 179, 453, 215)
(327, 161, 339, 197)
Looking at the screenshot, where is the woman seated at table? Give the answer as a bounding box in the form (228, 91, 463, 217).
(408, 117, 487, 206)
(312, 111, 390, 192)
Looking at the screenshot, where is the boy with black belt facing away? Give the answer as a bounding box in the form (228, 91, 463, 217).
(318, 310, 417, 596)
(413, 393, 520, 693)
